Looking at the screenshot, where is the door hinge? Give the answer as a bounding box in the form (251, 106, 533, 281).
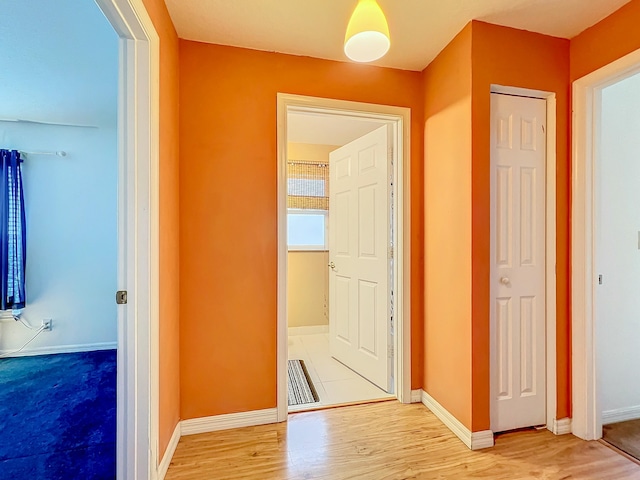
(598, 274, 603, 285)
(116, 290, 128, 305)
(388, 343, 394, 359)
(388, 246, 394, 259)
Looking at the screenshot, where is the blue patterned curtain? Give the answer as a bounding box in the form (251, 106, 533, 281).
(0, 150, 26, 310)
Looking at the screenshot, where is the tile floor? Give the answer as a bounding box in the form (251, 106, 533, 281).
(288, 333, 394, 412)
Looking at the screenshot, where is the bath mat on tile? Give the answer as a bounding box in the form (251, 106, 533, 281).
(603, 419, 640, 461)
(288, 359, 319, 406)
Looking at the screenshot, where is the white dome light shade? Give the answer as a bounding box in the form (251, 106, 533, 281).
(344, 0, 391, 63)
(344, 31, 390, 63)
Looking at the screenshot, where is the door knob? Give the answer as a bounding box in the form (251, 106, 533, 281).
(328, 262, 336, 270)
(500, 276, 510, 285)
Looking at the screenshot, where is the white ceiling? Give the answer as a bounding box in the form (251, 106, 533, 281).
(164, 0, 631, 71)
(288, 112, 387, 146)
(0, 1, 118, 126)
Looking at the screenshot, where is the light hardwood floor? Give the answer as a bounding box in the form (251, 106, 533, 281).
(165, 401, 640, 479)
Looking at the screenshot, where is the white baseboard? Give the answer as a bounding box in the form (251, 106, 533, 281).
(156, 408, 279, 477)
(602, 405, 640, 425)
(0, 341, 117, 357)
(551, 417, 572, 435)
(471, 430, 496, 450)
(410, 389, 422, 403)
(158, 422, 181, 480)
(420, 390, 494, 450)
(181, 408, 279, 436)
(288, 325, 329, 336)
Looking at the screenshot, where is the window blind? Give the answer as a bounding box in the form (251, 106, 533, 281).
(287, 160, 329, 210)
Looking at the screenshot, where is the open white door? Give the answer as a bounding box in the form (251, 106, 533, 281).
(490, 93, 546, 432)
(328, 125, 391, 392)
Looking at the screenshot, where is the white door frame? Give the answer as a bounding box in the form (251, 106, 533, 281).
(490, 85, 558, 433)
(276, 94, 411, 421)
(95, 0, 159, 478)
(571, 48, 640, 441)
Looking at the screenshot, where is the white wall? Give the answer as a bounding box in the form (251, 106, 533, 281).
(0, 123, 118, 353)
(597, 71, 640, 420)
(0, 0, 118, 354)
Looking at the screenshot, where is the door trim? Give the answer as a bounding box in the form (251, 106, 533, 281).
(489, 85, 557, 433)
(276, 94, 411, 421)
(95, 0, 160, 477)
(571, 48, 640, 441)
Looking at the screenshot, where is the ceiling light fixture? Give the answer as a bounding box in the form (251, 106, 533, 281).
(344, 0, 390, 63)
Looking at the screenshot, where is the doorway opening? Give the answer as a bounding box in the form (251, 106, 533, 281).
(0, 0, 159, 477)
(286, 113, 395, 412)
(572, 49, 640, 458)
(596, 71, 640, 462)
(276, 94, 412, 421)
(0, 2, 119, 478)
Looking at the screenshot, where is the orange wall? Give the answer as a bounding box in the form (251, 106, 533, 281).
(422, 24, 473, 429)
(470, 22, 571, 430)
(178, 41, 424, 420)
(141, 0, 181, 461)
(422, 21, 571, 432)
(570, 0, 640, 81)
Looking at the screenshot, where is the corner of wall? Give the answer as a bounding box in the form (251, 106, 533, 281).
(420, 390, 494, 450)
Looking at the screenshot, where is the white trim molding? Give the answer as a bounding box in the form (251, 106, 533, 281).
(551, 417, 572, 435)
(181, 408, 279, 436)
(95, 0, 160, 477)
(288, 325, 329, 336)
(158, 422, 181, 480)
(410, 389, 422, 403)
(545, 94, 558, 432)
(572, 47, 640, 442)
(421, 390, 495, 450)
(471, 430, 496, 450)
(276, 94, 412, 423)
(602, 406, 640, 425)
(0, 342, 117, 357)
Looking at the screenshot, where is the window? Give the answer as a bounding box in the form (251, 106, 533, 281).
(287, 160, 329, 250)
(288, 209, 327, 250)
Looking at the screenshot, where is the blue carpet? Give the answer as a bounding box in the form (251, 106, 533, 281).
(0, 350, 116, 479)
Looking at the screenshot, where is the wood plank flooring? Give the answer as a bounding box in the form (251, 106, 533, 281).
(165, 401, 640, 479)
(603, 419, 640, 462)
